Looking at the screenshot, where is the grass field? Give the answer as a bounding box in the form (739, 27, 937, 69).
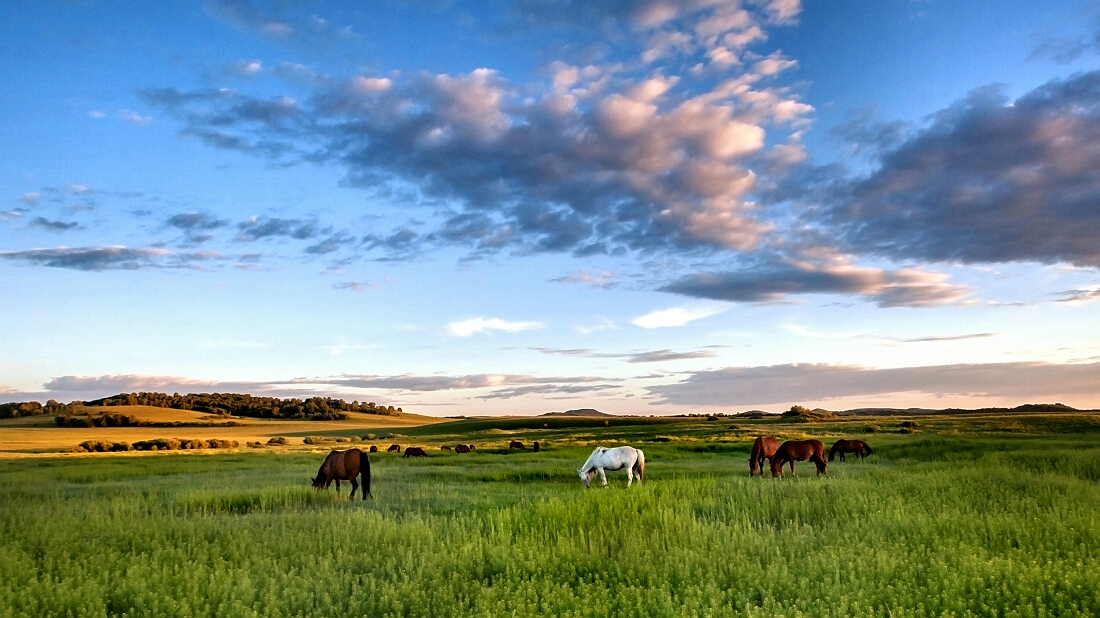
(1, 414, 1099, 616)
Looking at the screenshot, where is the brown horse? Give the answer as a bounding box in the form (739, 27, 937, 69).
(455, 444, 471, 454)
(829, 439, 873, 462)
(311, 449, 372, 500)
(403, 447, 428, 458)
(749, 436, 779, 476)
(440, 445, 452, 451)
(509, 440, 525, 449)
(387, 444, 401, 453)
(771, 440, 828, 477)
(369, 445, 378, 453)
(533, 441, 541, 453)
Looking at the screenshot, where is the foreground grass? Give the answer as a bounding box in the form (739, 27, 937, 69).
(1, 433, 1099, 617)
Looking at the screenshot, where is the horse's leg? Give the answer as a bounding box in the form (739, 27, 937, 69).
(350, 477, 359, 500)
(598, 468, 608, 488)
(626, 464, 634, 488)
(335, 478, 341, 493)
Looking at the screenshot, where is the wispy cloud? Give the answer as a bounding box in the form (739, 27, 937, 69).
(1053, 288, 1100, 304)
(650, 361, 1100, 406)
(117, 109, 151, 126)
(0, 246, 221, 271)
(632, 304, 728, 328)
(447, 317, 545, 337)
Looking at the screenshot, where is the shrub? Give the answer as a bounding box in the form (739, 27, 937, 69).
(303, 436, 335, 445)
(267, 436, 289, 445)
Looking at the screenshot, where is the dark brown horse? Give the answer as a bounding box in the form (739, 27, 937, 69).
(455, 444, 471, 454)
(829, 439, 873, 462)
(509, 440, 525, 449)
(311, 449, 372, 500)
(771, 439, 828, 477)
(369, 445, 378, 453)
(533, 441, 541, 453)
(749, 436, 779, 476)
(387, 444, 401, 453)
(403, 447, 428, 458)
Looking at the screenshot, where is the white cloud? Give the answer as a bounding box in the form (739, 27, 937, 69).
(447, 317, 545, 337)
(118, 110, 152, 126)
(631, 304, 729, 328)
(87, 110, 105, 119)
(231, 59, 263, 76)
(20, 192, 40, 205)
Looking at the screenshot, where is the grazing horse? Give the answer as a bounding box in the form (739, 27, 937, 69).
(387, 444, 401, 453)
(455, 444, 471, 454)
(749, 436, 779, 476)
(578, 446, 645, 488)
(403, 447, 428, 458)
(829, 439, 873, 462)
(771, 440, 828, 477)
(533, 441, 541, 453)
(440, 445, 452, 451)
(311, 449, 372, 500)
(509, 440, 525, 449)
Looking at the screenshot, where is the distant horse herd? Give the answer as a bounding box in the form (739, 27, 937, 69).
(311, 435, 873, 499)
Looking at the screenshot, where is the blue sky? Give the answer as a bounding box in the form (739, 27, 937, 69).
(2, 0, 1099, 415)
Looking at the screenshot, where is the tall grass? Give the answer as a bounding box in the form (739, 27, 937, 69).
(1, 435, 1098, 617)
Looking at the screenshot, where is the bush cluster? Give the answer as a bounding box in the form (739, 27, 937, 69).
(303, 436, 360, 445)
(72, 438, 241, 452)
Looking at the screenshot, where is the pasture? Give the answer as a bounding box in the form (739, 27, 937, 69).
(2, 414, 1099, 616)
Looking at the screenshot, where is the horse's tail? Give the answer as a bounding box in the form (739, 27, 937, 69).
(634, 449, 645, 483)
(361, 451, 373, 499)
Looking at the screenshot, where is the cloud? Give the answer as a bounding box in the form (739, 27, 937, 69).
(236, 216, 318, 241)
(87, 110, 106, 119)
(447, 317, 545, 337)
(626, 349, 718, 363)
(817, 71, 1100, 267)
(551, 269, 617, 288)
(1053, 288, 1100, 303)
(29, 217, 80, 232)
(118, 109, 152, 126)
(334, 281, 378, 292)
(20, 192, 40, 205)
(632, 304, 728, 328)
(531, 346, 714, 363)
(650, 361, 1100, 406)
(896, 332, 998, 343)
(0, 246, 220, 271)
(144, 2, 812, 259)
(230, 59, 263, 76)
(661, 254, 969, 307)
(304, 232, 356, 255)
(205, 0, 295, 38)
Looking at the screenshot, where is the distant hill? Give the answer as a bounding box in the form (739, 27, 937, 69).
(840, 403, 1083, 416)
(541, 408, 613, 417)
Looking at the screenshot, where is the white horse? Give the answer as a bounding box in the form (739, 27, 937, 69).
(578, 446, 645, 488)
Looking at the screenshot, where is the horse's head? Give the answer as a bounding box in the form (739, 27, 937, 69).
(770, 456, 783, 477)
(578, 467, 596, 488)
(311, 473, 326, 489)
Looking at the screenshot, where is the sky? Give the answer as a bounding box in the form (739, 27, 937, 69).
(2, 0, 1100, 415)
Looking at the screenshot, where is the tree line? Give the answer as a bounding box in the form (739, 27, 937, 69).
(1, 392, 404, 420)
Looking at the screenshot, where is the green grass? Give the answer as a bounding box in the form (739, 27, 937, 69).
(2, 418, 1100, 616)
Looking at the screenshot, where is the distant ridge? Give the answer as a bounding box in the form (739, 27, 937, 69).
(541, 408, 613, 417)
(840, 403, 1082, 416)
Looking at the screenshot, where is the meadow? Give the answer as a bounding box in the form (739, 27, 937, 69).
(2, 414, 1099, 617)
